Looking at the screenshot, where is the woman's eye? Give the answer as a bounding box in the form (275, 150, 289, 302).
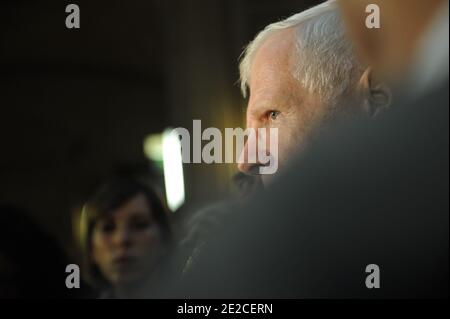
(268, 111, 280, 121)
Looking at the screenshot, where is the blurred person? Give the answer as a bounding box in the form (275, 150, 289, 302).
(176, 0, 448, 298)
(177, 201, 238, 275)
(232, 172, 264, 200)
(177, 174, 261, 276)
(78, 177, 173, 298)
(238, 0, 392, 184)
(338, 0, 449, 96)
(0, 205, 73, 298)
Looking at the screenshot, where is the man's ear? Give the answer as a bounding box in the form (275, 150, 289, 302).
(358, 67, 392, 117)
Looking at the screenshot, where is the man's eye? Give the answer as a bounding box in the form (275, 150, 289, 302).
(268, 111, 280, 121)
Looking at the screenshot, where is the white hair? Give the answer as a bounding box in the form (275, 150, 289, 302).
(239, 0, 361, 102)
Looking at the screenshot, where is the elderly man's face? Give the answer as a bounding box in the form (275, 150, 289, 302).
(238, 29, 332, 184)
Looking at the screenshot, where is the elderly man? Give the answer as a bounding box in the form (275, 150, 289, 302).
(237, 0, 390, 183)
(176, 0, 448, 299)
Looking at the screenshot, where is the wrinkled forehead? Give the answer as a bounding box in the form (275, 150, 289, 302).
(248, 28, 301, 104)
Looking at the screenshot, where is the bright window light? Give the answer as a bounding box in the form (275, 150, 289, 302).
(143, 134, 163, 162)
(162, 128, 185, 211)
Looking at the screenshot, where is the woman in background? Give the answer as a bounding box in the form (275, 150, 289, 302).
(78, 176, 173, 298)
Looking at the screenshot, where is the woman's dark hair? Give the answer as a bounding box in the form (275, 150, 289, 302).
(77, 176, 172, 289)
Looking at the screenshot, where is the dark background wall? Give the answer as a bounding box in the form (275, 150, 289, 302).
(0, 0, 321, 253)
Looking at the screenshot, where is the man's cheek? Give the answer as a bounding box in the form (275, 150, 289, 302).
(261, 174, 273, 186)
(275, 134, 290, 163)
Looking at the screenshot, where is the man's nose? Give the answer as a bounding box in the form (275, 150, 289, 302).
(238, 141, 258, 174)
(238, 129, 267, 175)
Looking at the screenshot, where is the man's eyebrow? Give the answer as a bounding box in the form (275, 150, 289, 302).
(254, 101, 282, 111)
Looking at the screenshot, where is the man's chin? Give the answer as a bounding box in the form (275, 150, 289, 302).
(260, 160, 286, 186)
(261, 173, 276, 186)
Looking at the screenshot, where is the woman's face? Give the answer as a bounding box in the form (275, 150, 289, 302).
(91, 193, 164, 286)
